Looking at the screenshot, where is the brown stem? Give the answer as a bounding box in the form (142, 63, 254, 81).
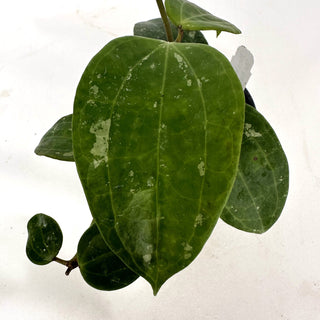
(176, 26, 184, 42)
(53, 254, 79, 276)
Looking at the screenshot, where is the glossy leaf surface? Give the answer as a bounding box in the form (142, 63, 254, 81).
(221, 105, 289, 233)
(77, 224, 139, 290)
(165, 0, 241, 34)
(73, 36, 244, 294)
(35, 114, 74, 161)
(134, 18, 208, 44)
(26, 214, 63, 265)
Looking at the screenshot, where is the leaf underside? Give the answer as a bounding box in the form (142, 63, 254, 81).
(134, 18, 208, 43)
(73, 36, 244, 294)
(26, 213, 63, 265)
(221, 104, 289, 233)
(165, 0, 241, 34)
(77, 224, 139, 291)
(35, 114, 74, 161)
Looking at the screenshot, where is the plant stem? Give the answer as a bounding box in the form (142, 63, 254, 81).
(175, 26, 184, 42)
(53, 254, 79, 275)
(156, 0, 174, 42)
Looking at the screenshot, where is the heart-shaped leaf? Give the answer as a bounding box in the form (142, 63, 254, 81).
(134, 17, 208, 43)
(72, 36, 244, 294)
(35, 114, 74, 161)
(165, 0, 241, 35)
(221, 104, 289, 233)
(77, 223, 139, 291)
(26, 214, 63, 265)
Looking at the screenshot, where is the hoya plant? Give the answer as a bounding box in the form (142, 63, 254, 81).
(26, 0, 289, 295)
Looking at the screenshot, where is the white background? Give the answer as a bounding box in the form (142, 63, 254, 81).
(1, 0, 320, 319)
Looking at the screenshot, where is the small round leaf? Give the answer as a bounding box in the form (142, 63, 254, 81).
(77, 224, 139, 291)
(26, 214, 63, 265)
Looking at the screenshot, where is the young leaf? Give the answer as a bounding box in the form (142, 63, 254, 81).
(134, 18, 208, 44)
(35, 114, 74, 161)
(26, 214, 63, 265)
(165, 0, 241, 34)
(221, 104, 289, 233)
(77, 224, 139, 291)
(72, 36, 244, 294)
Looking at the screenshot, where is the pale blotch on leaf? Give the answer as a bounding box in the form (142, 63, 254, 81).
(174, 52, 183, 63)
(90, 85, 99, 96)
(194, 213, 203, 227)
(147, 176, 155, 187)
(188, 31, 196, 39)
(90, 119, 111, 168)
(183, 243, 193, 260)
(200, 76, 210, 83)
(174, 52, 188, 70)
(143, 254, 152, 264)
(197, 161, 205, 176)
(126, 72, 132, 81)
(244, 123, 262, 138)
(63, 152, 73, 157)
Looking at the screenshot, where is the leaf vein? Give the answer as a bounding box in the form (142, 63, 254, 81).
(104, 42, 165, 279)
(154, 43, 170, 289)
(172, 45, 207, 241)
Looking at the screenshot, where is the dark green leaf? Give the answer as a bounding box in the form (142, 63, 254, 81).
(221, 104, 289, 233)
(134, 18, 208, 44)
(72, 36, 244, 294)
(165, 0, 241, 34)
(77, 224, 139, 291)
(35, 114, 74, 161)
(26, 214, 63, 265)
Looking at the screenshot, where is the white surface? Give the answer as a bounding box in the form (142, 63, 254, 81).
(1, 0, 320, 319)
(231, 46, 254, 89)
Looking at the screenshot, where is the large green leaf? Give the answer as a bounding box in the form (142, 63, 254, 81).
(26, 214, 63, 265)
(134, 18, 208, 44)
(72, 36, 244, 294)
(77, 223, 139, 290)
(221, 104, 289, 233)
(165, 0, 241, 35)
(35, 114, 74, 161)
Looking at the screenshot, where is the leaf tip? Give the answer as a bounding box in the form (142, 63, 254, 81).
(152, 285, 160, 296)
(34, 146, 41, 156)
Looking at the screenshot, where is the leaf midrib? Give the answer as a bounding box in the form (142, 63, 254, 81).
(154, 43, 169, 290)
